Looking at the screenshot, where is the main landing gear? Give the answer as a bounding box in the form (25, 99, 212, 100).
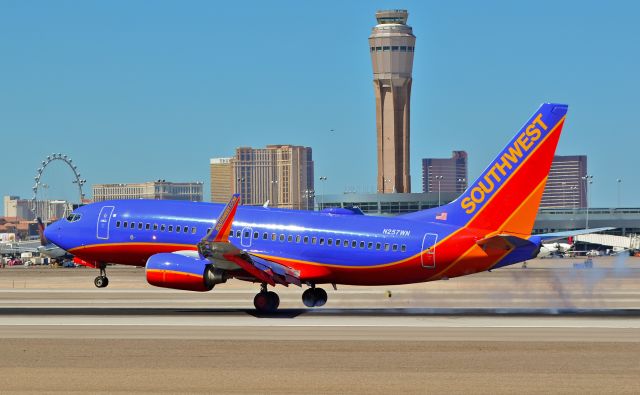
(253, 283, 280, 313)
(94, 264, 109, 288)
(302, 286, 327, 308)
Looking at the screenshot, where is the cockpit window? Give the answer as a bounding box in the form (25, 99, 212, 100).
(65, 213, 82, 222)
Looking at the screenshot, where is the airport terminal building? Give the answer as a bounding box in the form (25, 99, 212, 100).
(318, 193, 640, 236)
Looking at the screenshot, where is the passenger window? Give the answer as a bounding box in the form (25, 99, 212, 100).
(160, 224, 166, 232)
(359, 241, 365, 248)
(176, 225, 181, 232)
(312, 237, 317, 244)
(376, 242, 381, 250)
(263, 232, 268, 240)
(145, 223, 150, 230)
(123, 221, 128, 228)
(328, 239, 333, 246)
(184, 227, 189, 233)
(384, 243, 390, 251)
(244, 230, 250, 238)
(296, 235, 301, 243)
(392, 244, 398, 251)
(236, 230, 241, 237)
(335, 239, 340, 246)
(303, 236, 309, 244)
(138, 222, 143, 230)
(367, 242, 373, 249)
(401, 244, 406, 252)
(271, 233, 276, 241)
(288, 235, 293, 242)
(351, 240, 357, 248)
(168, 225, 173, 232)
(130, 222, 135, 229)
(153, 224, 158, 231)
(279, 234, 285, 242)
(116, 221, 121, 228)
(191, 227, 196, 234)
(343, 240, 349, 247)
(319, 238, 325, 245)
(254, 232, 259, 239)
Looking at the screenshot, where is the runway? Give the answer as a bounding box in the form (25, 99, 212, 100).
(1, 258, 639, 393)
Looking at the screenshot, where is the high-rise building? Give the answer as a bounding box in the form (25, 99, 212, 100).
(3, 195, 69, 222)
(540, 155, 587, 208)
(211, 145, 314, 209)
(210, 158, 233, 203)
(92, 181, 203, 202)
(422, 151, 468, 195)
(369, 9, 416, 193)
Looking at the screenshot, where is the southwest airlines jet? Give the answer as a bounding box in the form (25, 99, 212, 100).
(44, 103, 607, 312)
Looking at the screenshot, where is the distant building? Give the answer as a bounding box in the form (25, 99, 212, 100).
(370, 10, 416, 193)
(540, 155, 587, 208)
(210, 158, 233, 203)
(3, 195, 68, 222)
(211, 145, 314, 209)
(92, 181, 203, 202)
(422, 151, 468, 195)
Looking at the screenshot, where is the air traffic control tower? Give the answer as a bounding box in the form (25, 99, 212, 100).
(369, 10, 415, 193)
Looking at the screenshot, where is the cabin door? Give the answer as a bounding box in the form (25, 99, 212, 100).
(241, 227, 253, 248)
(96, 206, 115, 240)
(421, 233, 438, 268)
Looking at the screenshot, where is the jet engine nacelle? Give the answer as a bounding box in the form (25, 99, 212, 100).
(145, 253, 227, 292)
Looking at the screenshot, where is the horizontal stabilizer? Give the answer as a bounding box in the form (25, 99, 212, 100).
(476, 234, 536, 251)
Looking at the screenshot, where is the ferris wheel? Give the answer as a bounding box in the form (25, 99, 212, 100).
(31, 153, 86, 218)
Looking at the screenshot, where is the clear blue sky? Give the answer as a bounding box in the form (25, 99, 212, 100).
(1, 0, 638, 212)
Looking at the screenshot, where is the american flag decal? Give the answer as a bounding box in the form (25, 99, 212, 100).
(435, 212, 447, 221)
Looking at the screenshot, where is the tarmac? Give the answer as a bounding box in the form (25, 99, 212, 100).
(0, 256, 639, 394)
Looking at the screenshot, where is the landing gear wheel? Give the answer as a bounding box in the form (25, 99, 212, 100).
(302, 288, 316, 307)
(254, 291, 279, 313)
(266, 291, 280, 310)
(94, 276, 108, 288)
(313, 287, 327, 307)
(302, 287, 328, 307)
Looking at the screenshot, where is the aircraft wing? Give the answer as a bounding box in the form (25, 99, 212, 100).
(535, 227, 615, 242)
(198, 194, 301, 287)
(224, 252, 301, 287)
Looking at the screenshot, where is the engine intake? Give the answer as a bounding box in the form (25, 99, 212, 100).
(145, 253, 227, 292)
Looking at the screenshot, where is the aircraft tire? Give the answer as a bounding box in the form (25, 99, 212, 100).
(266, 291, 280, 311)
(254, 291, 278, 313)
(302, 288, 317, 307)
(94, 276, 108, 288)
(313, 288, 327, 307)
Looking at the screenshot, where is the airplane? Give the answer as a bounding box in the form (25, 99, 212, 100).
(44, 103, 612, 312)
(538, 237, 574, 258)
(35, 217, 73, 260)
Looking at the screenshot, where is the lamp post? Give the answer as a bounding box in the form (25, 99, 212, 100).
(582, 175, 593, 229)
(319, 176, 327, 211)
(435, 176, 444, 206)
(303, 189, 315, 211)
(616, 178, 622, 207)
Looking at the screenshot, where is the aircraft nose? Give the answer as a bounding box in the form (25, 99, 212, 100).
(44, 221, 63, 247)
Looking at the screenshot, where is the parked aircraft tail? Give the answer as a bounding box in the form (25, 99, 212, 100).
(402, 103, 568, 237)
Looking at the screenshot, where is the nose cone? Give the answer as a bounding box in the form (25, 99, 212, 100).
(44, 221, 63, 248)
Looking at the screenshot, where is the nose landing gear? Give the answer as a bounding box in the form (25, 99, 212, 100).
(94, 264, 109, 288)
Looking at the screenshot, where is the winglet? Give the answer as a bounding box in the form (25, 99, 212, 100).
(203, 194, 240, 243)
